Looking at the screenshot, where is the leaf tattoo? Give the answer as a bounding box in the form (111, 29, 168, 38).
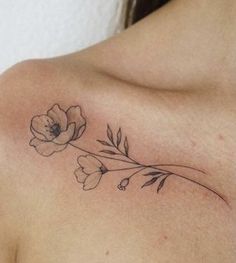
(107, 124, 114, 144)
(141, 177, 158, 188)
(97, 140, 112, 146)
(144, 171, 163, 176)
(157, 176, 169, 193)
(124, 136, 129, 156)
(100, 150, 117, 155)
(117, 128, 122, 147)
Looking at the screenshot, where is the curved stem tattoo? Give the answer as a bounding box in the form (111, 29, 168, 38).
(29, 104, 229, 206)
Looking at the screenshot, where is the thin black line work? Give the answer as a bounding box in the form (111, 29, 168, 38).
(29, 104, 228, 206)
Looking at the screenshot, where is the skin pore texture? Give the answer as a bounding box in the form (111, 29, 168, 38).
(0, 0, 236, 262)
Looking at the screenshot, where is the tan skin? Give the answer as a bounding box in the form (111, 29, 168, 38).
(0, 0, 236, 262)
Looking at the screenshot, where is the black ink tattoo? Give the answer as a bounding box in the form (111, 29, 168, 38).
(29, 104, 228, 206)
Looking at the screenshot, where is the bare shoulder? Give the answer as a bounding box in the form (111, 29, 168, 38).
(0, 60, 54, 261)
(0, 59, 147, 262)
(0, 59, 87, 262)
(0, 58, 236, 211)
(0, 59, 236, 262)
(0, 58, 98, 186)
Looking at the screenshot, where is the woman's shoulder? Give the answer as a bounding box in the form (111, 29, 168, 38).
(1, 57, 236, 204)
(1, 57, 236, 211)
(0, 56, 236, 262)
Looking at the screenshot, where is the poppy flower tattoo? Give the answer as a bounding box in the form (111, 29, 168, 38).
(29, 104, 229, 206)
(30, 104, 86, 156)
(75, 155, 108, 190)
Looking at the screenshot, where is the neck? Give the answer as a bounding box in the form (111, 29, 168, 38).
(77, 0, 236, 92)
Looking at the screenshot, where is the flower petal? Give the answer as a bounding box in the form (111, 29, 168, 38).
(47, 104, 67, 131)
(83, 171, 103, 191)
(76, 125, 86, 139)
(52, 123, 75, 145)
(66, 106, 86, 140)
(74, 168, 87, 183)
(31, 115, 55, 140)
(30, 137, 67, 156)
(78, 155, 102, 174)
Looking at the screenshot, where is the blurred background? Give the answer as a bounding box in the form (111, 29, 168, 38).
(0, 0, 169, 73)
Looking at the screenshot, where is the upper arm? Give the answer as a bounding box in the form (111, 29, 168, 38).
(0, 60, 60, 262)
(0, 59, 102, 262)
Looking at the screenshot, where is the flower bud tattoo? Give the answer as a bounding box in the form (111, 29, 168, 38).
(117, 178, 130, 191)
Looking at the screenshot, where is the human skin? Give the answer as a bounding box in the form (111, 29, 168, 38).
(0, 0, 235, 262)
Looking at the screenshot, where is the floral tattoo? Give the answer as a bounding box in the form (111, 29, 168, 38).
(29, 104, 228, 205)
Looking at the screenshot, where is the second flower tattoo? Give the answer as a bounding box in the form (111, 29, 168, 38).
(29, 104, 228, 205)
